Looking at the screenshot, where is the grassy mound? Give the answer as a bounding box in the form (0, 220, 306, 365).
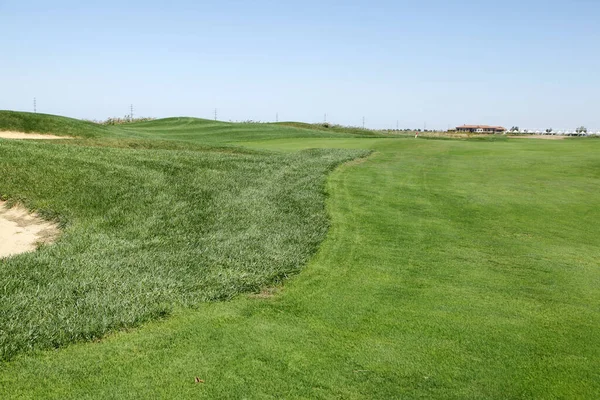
(0, 111, 377, 144)
(0, 111, 110, 138)
(277, 121, 385, 136)
(0, 113, 367, 361)
(117, 117, 370, 143)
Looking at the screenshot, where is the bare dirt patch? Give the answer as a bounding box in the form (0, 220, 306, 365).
(0, 201, 59, 258)
(248, 287, 281, 299)
(0, 131, 72, 140)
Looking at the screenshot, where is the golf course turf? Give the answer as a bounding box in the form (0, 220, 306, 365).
(0, 112, 599, 398)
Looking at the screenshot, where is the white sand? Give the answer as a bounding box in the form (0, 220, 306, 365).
(0, 131, 72, 140)
(0, 201, 59, 258)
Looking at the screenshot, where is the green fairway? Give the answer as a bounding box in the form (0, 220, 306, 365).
(1, 113, 599, 398)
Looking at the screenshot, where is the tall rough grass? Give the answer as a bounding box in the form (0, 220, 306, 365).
(0, 138, 366, 361)
(89, 116, 157, 125)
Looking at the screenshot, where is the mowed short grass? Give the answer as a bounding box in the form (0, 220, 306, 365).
(1, 113, 600, 398)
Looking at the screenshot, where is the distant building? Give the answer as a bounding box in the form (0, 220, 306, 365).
(456, 125, 506, 133)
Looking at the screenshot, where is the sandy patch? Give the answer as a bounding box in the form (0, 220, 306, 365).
(248, 287, 281, 299)
(0, 131, 72, 140)
(0, 201, 59, 258)
(508, 135, 565, 140)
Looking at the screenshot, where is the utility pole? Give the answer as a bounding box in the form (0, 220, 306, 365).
(33, 98, 36, 113)
(130, 104, 134, 120)
(324, 113, 327, 123)
(396, 120, 399, 130)
(362, 116, 365, 129)
(214, 108, 217, 121)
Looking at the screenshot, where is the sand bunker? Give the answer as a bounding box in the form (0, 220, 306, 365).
(0, 201, 59, 258)
(509, 135, 565, 140)
(0, 131, 72, 140)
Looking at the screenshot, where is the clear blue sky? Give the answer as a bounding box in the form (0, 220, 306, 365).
(1, 0, 598, 130)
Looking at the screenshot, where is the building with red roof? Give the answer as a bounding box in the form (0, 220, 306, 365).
(456, 125, 506, 133)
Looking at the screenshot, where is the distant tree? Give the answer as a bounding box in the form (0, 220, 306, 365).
(510, 126, 519, 132)
(576, 126, 588, 133)
(546, 128, 553, 133)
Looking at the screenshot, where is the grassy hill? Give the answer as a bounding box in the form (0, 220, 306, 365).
(0, 111, 378, 143)
(118, 117, 388, 144)
(275, 121, 386, 136)
(0, 111, 368, 361)
(0, 111, 110, 138)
